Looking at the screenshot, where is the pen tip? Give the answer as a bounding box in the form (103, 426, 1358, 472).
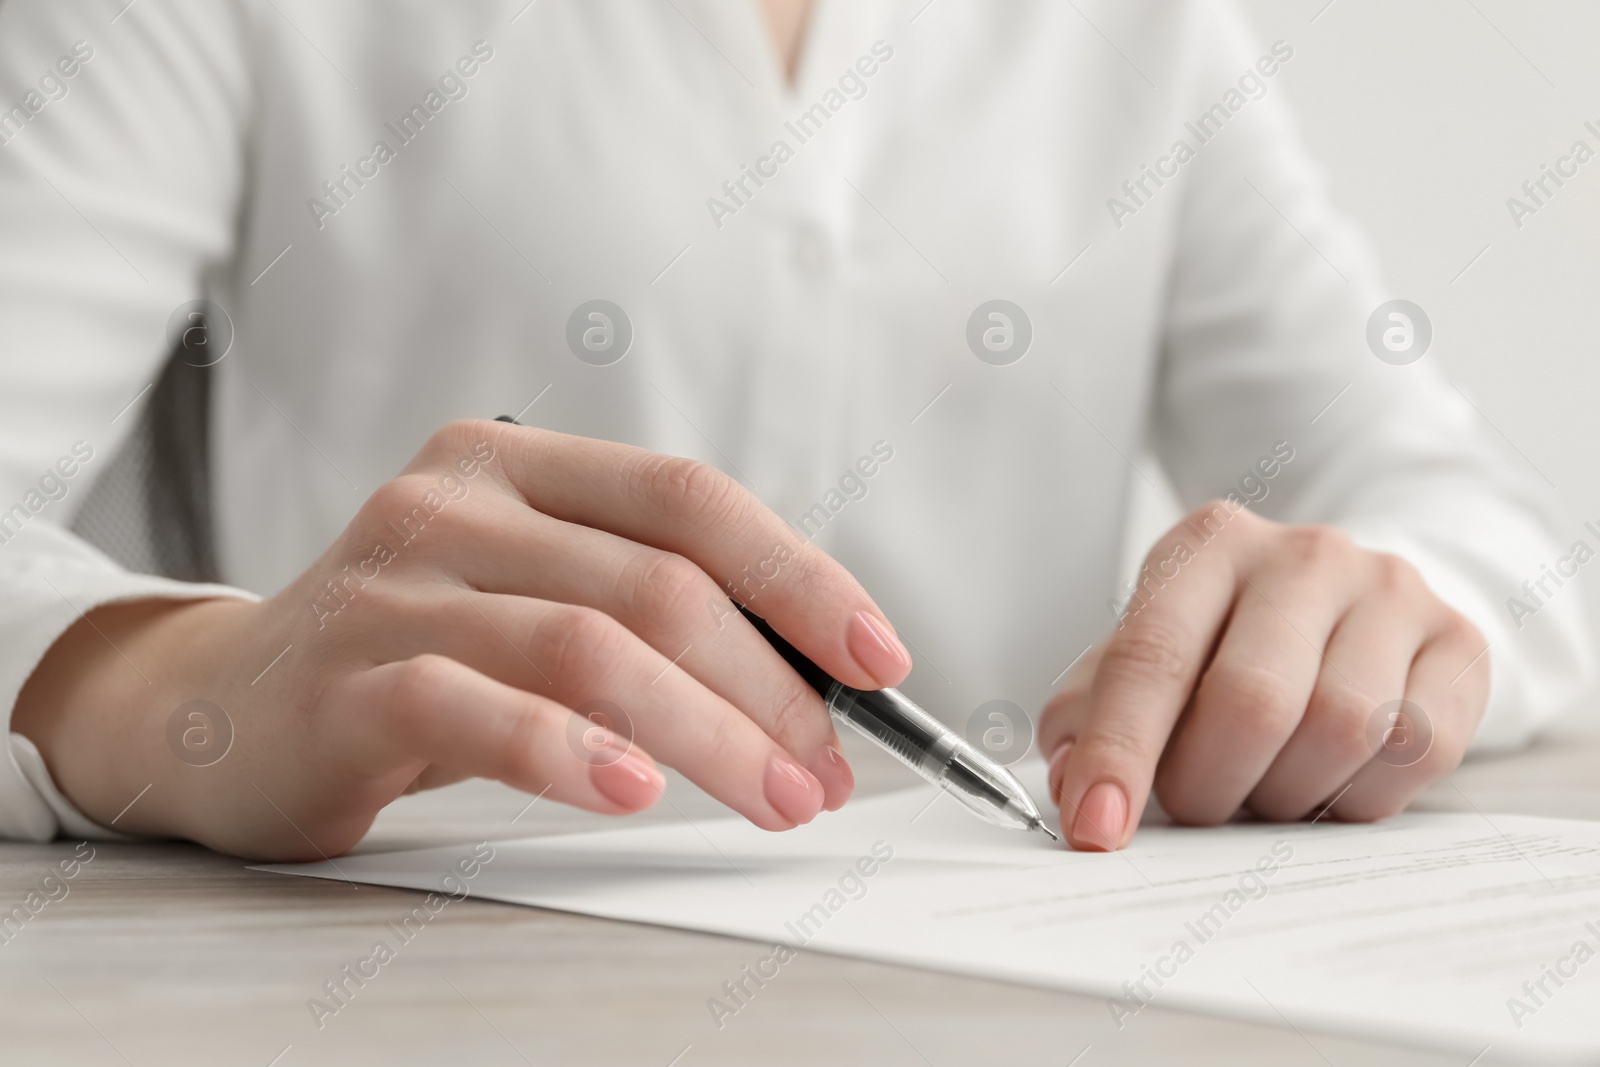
(1035, 821, 1060, 842)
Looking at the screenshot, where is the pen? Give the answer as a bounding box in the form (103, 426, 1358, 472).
(492, 416, 1057, 842)
(737, 605, 1059, 841)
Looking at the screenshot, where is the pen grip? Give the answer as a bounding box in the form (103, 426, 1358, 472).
(825, 683, 959, 782)
(734, 602, 954, 779)
(732, 602, 1040, 831)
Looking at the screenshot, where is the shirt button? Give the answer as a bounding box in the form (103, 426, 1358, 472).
(792, 224, 832, 276)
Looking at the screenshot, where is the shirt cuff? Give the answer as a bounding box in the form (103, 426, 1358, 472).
(7, 733, 133, 840)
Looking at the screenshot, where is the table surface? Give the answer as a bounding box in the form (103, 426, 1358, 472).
(4, 718, 1598, 1067)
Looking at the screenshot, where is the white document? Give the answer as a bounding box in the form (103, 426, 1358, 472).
(262, 768, 1600, 1063)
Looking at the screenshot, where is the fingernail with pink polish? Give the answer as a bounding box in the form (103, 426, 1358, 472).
(807, 746, 855, 812)
(764, 753, 825, 826)
(1047, 740, 1075, 802)
(590, 750, 666, 811)
(846, 611, 913, 687)
(1072, 780, 1128, 852)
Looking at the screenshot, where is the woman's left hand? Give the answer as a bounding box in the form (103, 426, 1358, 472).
(1038, 502, 1489, 851)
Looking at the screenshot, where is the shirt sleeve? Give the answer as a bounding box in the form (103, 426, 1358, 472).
(1152, 1, 1594, 750)
(0, 0, 259, 839)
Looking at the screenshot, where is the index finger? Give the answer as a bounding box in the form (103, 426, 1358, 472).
(444, 420, 912, 692)
(1055, 504, 1246, 850)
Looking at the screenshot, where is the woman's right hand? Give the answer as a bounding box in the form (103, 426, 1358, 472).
(13, 419, 913, 859)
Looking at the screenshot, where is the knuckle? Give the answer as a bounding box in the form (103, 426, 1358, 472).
(1078, 717, 1156, 771)
(1286, 524, 1350, 569)
(1100, 619, 1193, 687)
(1182, 498, 1247, 538)
(769, 542, 827, 600)
(698, 705, 745, 769)
(425, 417, 505, 460)
(389, 654, 459, 722)
(1312, 683, 1387, 761)
(533, 605, 625, 685)
(763, 682, 822, 747)
(626, 551, 712, 631)
(1199, 663, 1303, 738)
(362, 475, 435, 525)
(645, 456, 744, 527)
(412, 420, 477, 470)
(429, 418, 476, 449)
(356, 475, 469, 567)
(1369, 552, 1422, 596)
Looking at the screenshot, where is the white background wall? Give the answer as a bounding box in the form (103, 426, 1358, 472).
(1124, 0, 1600, 724)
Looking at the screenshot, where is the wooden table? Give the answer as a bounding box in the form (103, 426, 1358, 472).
(4, 718, 1597, 1067)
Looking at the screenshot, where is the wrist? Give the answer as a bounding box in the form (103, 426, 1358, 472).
(13, 596, 260, 836)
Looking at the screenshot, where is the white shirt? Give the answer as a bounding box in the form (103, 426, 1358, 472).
(0, 0, 1589, 840)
